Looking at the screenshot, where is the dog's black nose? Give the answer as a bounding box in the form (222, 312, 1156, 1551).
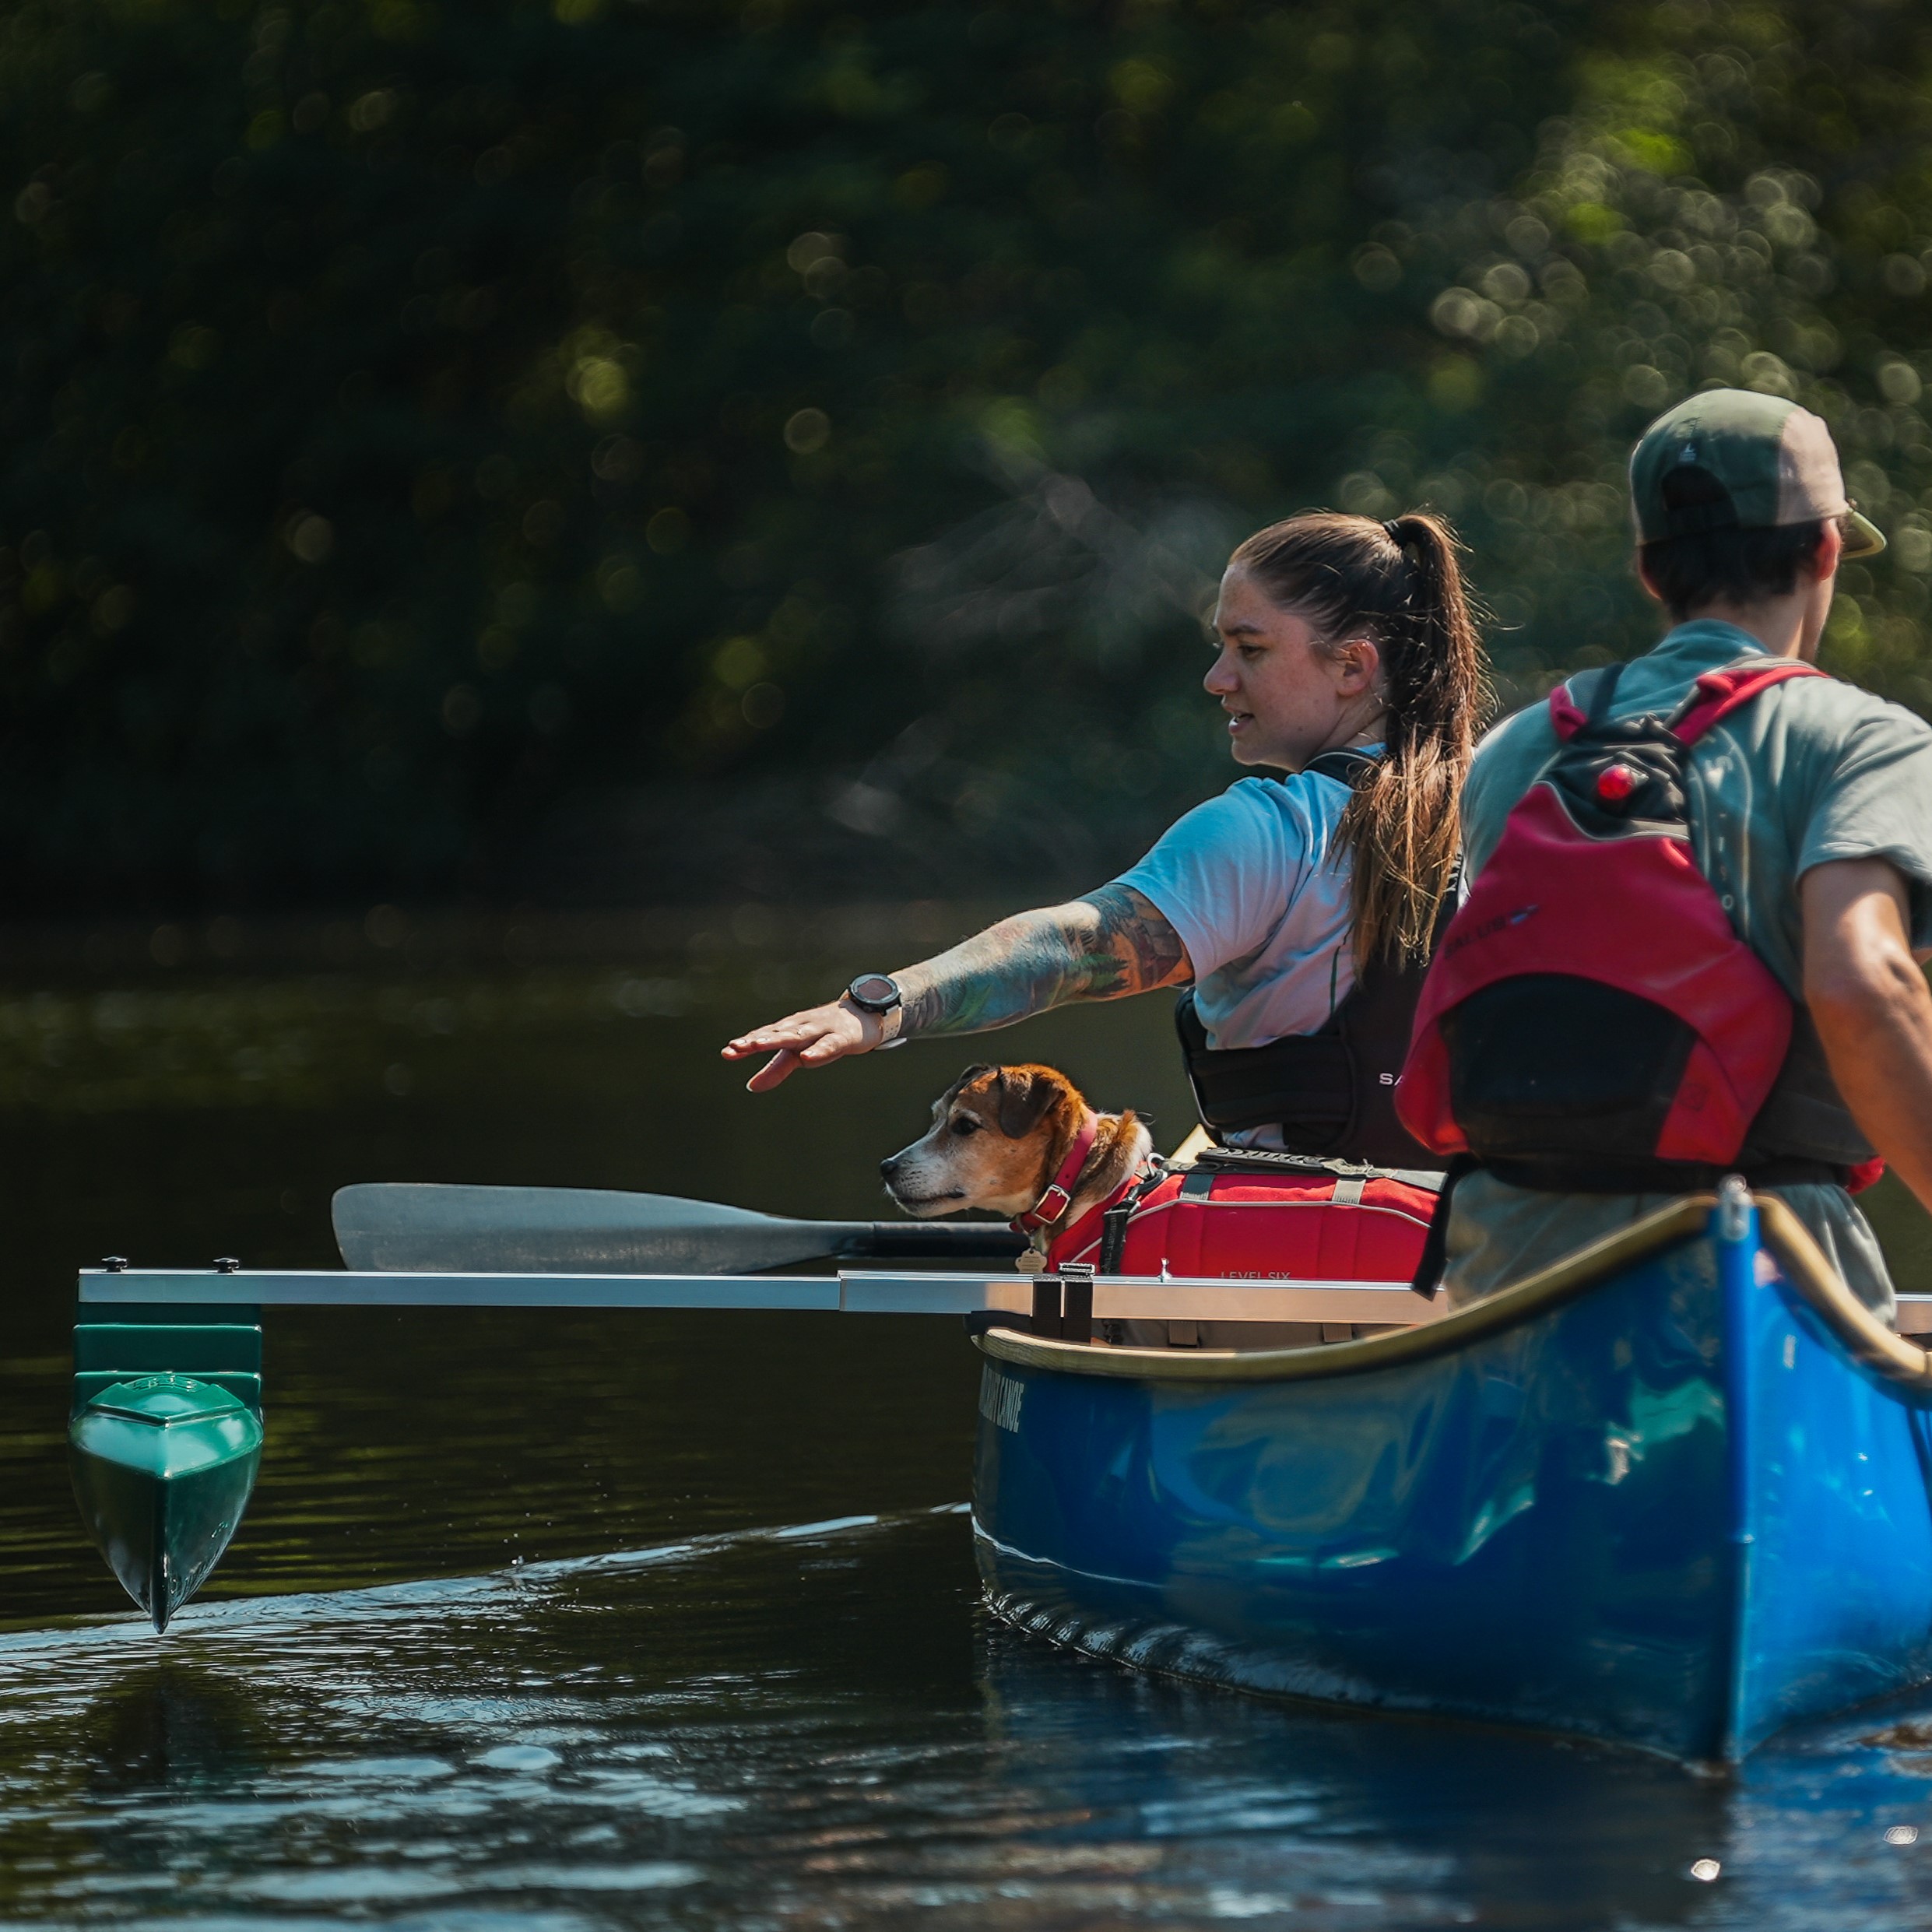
(879, 1155, 899, 1180)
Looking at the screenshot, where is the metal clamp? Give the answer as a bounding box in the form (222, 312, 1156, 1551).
(1716, 1175, 1751, 1245)
(1031, 1261, 1097, 1346)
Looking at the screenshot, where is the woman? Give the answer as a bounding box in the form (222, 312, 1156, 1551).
(722, 510, 1487, 1182)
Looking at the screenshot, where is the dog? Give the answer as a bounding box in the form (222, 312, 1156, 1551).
(880, 1063, 1153, 1270)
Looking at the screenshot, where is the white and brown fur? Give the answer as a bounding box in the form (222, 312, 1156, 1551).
(880, 1063, 1152, 1266)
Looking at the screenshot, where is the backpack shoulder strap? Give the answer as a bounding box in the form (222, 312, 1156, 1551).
(1673, 659, 1828, 746)
(1547, 662, 1624, 742)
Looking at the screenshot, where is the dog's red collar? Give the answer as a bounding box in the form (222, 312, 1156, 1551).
(1011, 1111, 1099, 1235)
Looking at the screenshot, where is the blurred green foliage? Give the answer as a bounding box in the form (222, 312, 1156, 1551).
(2, 0, 1930, 908)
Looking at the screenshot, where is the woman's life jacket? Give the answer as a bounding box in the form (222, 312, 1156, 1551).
(1175, 747, 1447, 1171)
(1397, 657, 1879, 1193)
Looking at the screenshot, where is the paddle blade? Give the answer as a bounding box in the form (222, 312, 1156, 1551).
(332, 1182, 864, 1275)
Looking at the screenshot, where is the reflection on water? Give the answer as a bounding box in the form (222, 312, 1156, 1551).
(79, 1660, 280, 1797)
(5, 908, 1932, 1925)
(5, 1509, 1932, 1929)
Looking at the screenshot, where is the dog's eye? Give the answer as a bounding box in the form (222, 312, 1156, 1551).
(950, 1117, 980, 1136)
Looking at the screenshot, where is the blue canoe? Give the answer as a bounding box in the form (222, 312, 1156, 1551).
(971, 1186, 1932, 1765)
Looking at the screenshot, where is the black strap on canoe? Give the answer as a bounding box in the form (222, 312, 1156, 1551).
(1409, 1155, 1477, 1301)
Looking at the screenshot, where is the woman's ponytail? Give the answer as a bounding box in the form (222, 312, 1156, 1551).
(1228, 509, 1491, 965)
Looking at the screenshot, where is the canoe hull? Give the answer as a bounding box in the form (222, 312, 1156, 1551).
(972, 1202, 1932, 1762)
(68, 1375, 264, 1632)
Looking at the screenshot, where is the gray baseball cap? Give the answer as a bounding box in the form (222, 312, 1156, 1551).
(1630, 389, 1885, 557)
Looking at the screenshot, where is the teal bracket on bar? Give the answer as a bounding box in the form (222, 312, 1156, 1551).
(72, 1301, 264, 1417)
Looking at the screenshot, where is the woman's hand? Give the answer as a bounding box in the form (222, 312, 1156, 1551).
(722, 997, 889, 1091)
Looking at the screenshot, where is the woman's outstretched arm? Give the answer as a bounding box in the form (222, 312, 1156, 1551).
(721, 884, 1193, 1091)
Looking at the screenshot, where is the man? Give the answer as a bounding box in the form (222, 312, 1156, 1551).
(1437, 388, 1932, 1316)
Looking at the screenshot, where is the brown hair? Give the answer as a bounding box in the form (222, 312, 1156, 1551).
(1228, 510, 1490, 964)
(1639, 521, 1837, 621)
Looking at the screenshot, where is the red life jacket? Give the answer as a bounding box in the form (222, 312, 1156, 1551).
(1398, 656, 1836, 1175)
(1047, 1154, 1435, 1281)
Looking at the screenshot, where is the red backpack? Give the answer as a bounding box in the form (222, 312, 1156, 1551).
(1397, 657, 1828, 1171)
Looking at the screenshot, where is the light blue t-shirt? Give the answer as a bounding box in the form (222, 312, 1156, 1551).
(1114, 768, 1360, 1049)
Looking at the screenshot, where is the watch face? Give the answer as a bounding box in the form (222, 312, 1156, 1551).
(849, 974, 899, 1010)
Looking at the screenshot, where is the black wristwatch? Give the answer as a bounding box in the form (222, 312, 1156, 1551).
(845, 973, 902, 1014)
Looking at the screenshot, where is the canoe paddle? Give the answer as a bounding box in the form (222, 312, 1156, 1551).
(330, 1182, 1026, 1276)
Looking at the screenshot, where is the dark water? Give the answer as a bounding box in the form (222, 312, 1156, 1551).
(9, 908, 1932, 1927)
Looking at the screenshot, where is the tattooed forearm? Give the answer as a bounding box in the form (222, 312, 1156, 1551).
(894, 884, 1192, 1040)
(894, 912, 1087, 1038)
(1089, 883, 1190, 993)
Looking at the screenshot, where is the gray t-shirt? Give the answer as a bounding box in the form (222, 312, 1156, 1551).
(1444, 619, 1932, 1314)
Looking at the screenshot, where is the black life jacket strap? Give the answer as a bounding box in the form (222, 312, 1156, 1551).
(1305, 746, 1380, 785)
(1582, 659, 1625, 727)
(1098, 1162, 1171, 1273)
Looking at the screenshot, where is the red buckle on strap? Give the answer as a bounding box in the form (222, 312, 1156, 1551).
(1010, 1112, 1100, 1236)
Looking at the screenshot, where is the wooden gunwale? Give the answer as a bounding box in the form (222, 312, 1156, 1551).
(1756, 1196, 1932, 1389)
(978, 1192, 1932, 1386)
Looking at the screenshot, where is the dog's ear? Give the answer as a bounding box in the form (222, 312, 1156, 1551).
(992, 1066, 1062, 1140)
(943, 1064, 995, 1109)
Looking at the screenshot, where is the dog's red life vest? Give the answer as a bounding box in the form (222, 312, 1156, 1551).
(1398, 656, 1834, 1173)
(1048, 1161, 1435, 1281)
